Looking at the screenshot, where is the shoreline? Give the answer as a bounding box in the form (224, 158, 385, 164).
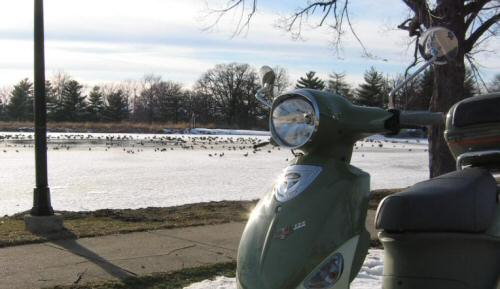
(0, 189, 401, 249)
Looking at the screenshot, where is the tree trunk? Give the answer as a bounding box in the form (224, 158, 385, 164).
(428, 0, 466, 178)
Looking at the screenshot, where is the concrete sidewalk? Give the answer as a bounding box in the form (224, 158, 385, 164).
(0, 222, 246, 289)
(0, 211, 378, 289)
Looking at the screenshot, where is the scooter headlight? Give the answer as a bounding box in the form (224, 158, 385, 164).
(305, 253, 344, 289)
(270, 95, 319, 149)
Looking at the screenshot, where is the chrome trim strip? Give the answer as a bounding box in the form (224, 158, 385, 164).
(457, 150, 500, 170)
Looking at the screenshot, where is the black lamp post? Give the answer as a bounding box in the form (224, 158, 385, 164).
(31, 0, 53, 216)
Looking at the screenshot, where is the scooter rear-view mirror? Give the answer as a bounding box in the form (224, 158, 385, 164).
(256, 66, 276, 108)
(418, 27, 458, 65)
(388, 26, 458, 108)
(260, 65, 276, 87)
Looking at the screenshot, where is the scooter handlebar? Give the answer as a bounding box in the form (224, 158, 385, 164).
(399, 111, 444, 128)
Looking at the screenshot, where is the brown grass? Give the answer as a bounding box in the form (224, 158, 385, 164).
(0, 200, 257, 248)
(46, 262, 236, 289)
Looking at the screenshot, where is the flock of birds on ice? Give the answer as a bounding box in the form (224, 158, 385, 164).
(0, 133, 426, 159)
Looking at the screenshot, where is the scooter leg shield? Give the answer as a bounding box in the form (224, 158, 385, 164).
(236, 160, 372, 289)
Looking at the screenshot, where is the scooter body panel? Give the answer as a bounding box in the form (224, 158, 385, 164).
(236, 156, 371, 289)
(379, 207, 500, 289)
(486, 204, 500, 238)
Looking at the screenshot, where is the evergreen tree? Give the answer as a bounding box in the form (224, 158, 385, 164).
(355, 67, 386, 107)
(418, 68, 434, 104)
(407, 67, 476, 111)
(463, 68, 478, 98)
(326, 72, 352, 99)
(7, 79, 33, 121)
(296, 71, 325, 90)
(87, 86, 105, 122)
(104, 89, 129, 122)
(402, 68, 433, 111)
(60, 80, 87, 121)
(45, 80, 62, 121)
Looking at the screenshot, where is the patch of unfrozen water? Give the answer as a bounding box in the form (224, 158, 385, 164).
(183, 249, 384, 289)
(0, 132, 429, 216)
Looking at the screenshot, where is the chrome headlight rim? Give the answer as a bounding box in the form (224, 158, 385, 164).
(270, 90, 320, 149)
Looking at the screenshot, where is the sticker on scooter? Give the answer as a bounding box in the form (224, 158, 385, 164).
(293, 220, 306, 230)
(274, 221, 306, 240)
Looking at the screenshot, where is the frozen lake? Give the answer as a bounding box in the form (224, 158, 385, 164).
(0, 132, 429, 216)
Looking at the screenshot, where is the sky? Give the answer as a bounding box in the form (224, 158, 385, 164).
(0, 0, 498, 90)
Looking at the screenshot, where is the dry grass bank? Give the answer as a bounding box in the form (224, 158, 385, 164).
(0, 201, 257, 248)
(0, 188, 403, 249)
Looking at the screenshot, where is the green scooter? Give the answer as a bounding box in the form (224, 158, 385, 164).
(237, 27, 500, 289)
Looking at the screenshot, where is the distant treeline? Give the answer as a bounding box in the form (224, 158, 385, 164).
(0, 63, 497, 129)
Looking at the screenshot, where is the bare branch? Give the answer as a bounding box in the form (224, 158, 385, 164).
(465, 54, 490, 93)
(344, 1, 371, 57)
(465, 12, 500, 52)
(401, 0, 432, 34)
(465, 0, 492, 29)
(279, 1, 342, 38)
(472, 28, 498, 49)
(464, 0, 490, 15)
(205, 1, 377, 57)
(404, 36, 421, 79)
(203, 0, 257, 37)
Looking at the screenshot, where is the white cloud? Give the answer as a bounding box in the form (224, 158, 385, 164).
(0, 0, 497, 89)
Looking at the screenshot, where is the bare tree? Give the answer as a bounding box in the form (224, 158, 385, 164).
(273, 66, 292, 94)
(184, 89, 218, 125)
(137, 74, 162, 123)
(488, 73, 500, 92)
(155, 81, 184, 123)
(398, 0, 499, 177)
(194, 63, 262, 127)
(119, 79, 141, 119)
(207, 0, 499, 177)
(0, 86, 11, 106)
(49, 71, 72, 101)
(0, 86, 10, 120)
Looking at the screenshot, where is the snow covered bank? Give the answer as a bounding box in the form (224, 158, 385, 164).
(183, 249, 384, 289)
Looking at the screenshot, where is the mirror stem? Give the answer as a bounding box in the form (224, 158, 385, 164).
(256, 85, 273, 109)
(388, 54, 437, 109)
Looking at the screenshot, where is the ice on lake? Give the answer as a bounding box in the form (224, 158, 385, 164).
(0, 132, 429, 216)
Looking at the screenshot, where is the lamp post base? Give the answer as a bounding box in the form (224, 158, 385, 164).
(30, 187, 54, 216)
(24, 213, 63, 234)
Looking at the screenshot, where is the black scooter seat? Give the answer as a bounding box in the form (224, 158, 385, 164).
(375, 167, 498, 233)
